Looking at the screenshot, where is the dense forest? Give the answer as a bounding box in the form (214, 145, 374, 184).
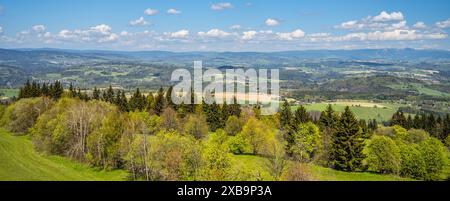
(1, 81, 449, 181)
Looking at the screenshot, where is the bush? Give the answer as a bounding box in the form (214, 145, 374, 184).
(290, 122, 322, 162)
(224, 115, 243, 136)
(201, 130, 232, 180)
(418, 138, 448, 180)
(184, 114, 209, 139)
(228, 133, 252, 154)
(398, 143, 426, 179)
(30, 98, 119, 162)
(364, 135, 401, 174)
(238, 117, 274, 155)
(282, 163, 314, 181)
(392, 125, 408, 140)
(86, 110, 125, 169)
(404, 129, 430, 144)
(1, 97, 53, 134)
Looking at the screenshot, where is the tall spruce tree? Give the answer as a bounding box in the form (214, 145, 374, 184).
(165, 85, 175, 109)
(292, 105, 311, 129)
(92, 87, 100, 100)
(279, 100, 292, 129)
(230, 96, 241, 117)
(332, 106, 365, 171)
(154, 87, 166, 115)
(206, 100, 222, 131)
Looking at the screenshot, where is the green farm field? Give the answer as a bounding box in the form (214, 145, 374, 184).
(292, 101, 406, 122)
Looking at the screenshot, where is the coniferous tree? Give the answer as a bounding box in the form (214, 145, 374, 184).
(292, 105, 311, 129)
(104, 85, 115, 103)
(117, 90, 129, 112)
(390, 111, 407, 127)
(50, 81, 63, 100)
(332, 106, 365, 171)
(405, 115, 413, 129)
(129, 88, 145, 111)
(41, 82, 49, 97)
(442, 114, 450, 141)
(146, 92, 155, 113)
(92, 87, 100, 100)
(221, 101, 231, 126)
(165, 85, 175, 109)
(185, 87, 196, 113)
(368, 119, 378, 132)
(426, 114, 437, 138)
(279, 100, 292, 129)
(413, 114, 421, 129)
(206, 100, 222, 131)
(230, 96, 241, 117)
(154, 87, 166, 115)
(68, 83, 76, 97)
(319, 104, 339, 130)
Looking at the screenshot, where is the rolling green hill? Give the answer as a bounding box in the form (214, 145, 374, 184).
(0, 128, 128, 181)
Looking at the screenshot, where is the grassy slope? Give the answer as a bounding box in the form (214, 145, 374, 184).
(232, 155, 413, 181)
(0, 129, 128, 181)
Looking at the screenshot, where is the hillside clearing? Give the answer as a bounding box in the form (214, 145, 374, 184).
(0, 129, 128, 181)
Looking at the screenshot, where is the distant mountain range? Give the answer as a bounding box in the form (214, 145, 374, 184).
(1, 48, 450, 70)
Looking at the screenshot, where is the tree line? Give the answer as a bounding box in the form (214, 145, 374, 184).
(3, 81, 448, 181)
(391, 111, 450, 142)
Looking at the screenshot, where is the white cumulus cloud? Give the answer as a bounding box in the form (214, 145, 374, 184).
(167, 8, 181, 15)
(198, 29, 231, 38)
(277, 29, 305, 40)
(242, 31, 257, 40)
(144, 8, 159, 16)
(166, 29, 189, 38)
(265, 18, 280, 26)
(32, 25, 46, 32)
(436, 18, 450, 28)
(57, 24, 118, 43)
(413, 21, 427, 29)
(211, 3, 233, 10)
(129, 17, 149, 26)
(372, 11, 404, 22)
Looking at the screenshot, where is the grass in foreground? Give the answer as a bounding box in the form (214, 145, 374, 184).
(0, 129, 128, 181)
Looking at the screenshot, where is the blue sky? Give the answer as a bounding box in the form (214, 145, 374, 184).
(0, 0, 450, 51)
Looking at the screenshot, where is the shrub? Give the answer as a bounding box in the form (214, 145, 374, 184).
(201, 130, 232, 180)
(290, 122, 322, 162)
(404, 129, 430, 144)
(418, 138, 448, 180)
(228, 133, 252, 154)
(184, 114, 209, 139)
(282, 163, 314, 181)
(1, 97, 53, 134)
(224, 115, 243, 136)
(392, 125, 408, 140)
(364, 135, 401, 174)
(86, 110, 125, 169)
(239, 117, 274, 155)
(398, 143, 426, 179)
